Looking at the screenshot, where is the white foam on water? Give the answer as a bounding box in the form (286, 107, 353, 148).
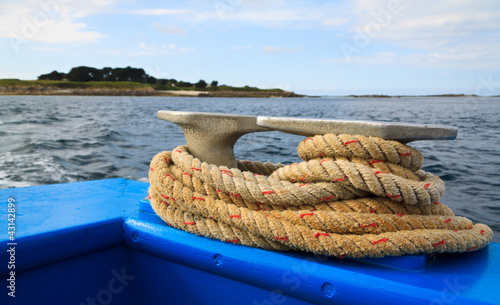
(0, 152, 79, 189)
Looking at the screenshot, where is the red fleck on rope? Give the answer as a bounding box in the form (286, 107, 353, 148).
(184, 222, 196, 225)
(387, 193, 401, 199)
(434, 201, 442, 205)
(320, 159, 332, 164)
(370, 208, 375, 213)
(165, 174, 175, 180)
(244, 161, 253, 164)
(334, 176, 347, 182)
(343, 140, 359, 146)
(432, 239, 445, 247)
(424, 183, 431, 189)
(275, 236, 288, 241)
(161, 200, 168, 205)
(372, 238, 388, 245)
(192, 196, 205, 201)
(182, 172, 191, 177)
(161, 194, 168, 199)
(370, 160, 384, 165)
(149, 167, 154, 171)
(299, 183, 310, 187)
(314, 233, 329, 238)
(480, 230, 485, 235)
(300, 212, 314, 218)
(321, 194, 335, 201)
(221, 170, 233, 177)
(319, 152, 325, 157)
(444, 218, 452, 223)
(175, 149, 182, 153)
(360, 222, 377, 228)
(262, 191, 275, 194)
(374, 171, 387, 175)
(230, 193, 241, 198)
(397, 214, 407, 217)
(229, 215, 241, 218)
(226, 239, 239, 243)
(191, 167, 201, 171)
(399, 152, 412, 156)
(467, 246, 477, 251)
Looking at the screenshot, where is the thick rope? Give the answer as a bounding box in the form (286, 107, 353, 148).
(148, 134, 493, 258)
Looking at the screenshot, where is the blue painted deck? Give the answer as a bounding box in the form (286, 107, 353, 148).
(1, 178, 498, 305)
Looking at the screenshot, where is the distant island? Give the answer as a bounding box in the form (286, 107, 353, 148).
(347, 94, 391, 98)
(0, 66, 303, 98)
(348, 94, 480, 98)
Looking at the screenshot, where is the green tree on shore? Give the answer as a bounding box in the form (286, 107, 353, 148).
(67, 66, 102, 82)
(195, 79, 207, 89)
(38, 70, 65, 80)
(176, 81, 193, 87)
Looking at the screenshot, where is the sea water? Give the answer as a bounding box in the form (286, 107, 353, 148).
(1, 95, 499, 242)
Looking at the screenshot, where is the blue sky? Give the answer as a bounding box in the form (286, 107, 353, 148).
(1, 0, 499, 95)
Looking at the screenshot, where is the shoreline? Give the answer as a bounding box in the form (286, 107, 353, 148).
(0, 84, 491, 99)
(0, 86, 304, 98)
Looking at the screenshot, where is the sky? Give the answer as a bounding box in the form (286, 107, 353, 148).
(1, 0, 500, 96)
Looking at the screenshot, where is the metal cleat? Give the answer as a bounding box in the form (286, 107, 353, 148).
(157, 111, 269, 168)
(158, 111, 457, 168)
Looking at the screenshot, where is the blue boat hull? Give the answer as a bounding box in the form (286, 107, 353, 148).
(1, 179, 498, 304)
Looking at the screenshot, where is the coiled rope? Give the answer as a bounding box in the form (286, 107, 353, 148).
(148, 134, 492, 258)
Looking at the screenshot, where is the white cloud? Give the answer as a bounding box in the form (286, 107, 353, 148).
(130, 9, 191, 15)
(0, 0, 109, 44)
(91, 0, 115, 6)
(333, 0, 500, 70)
(323, 46, 500, 70)
(152, 23, 188, 35)
(263, 45, 304, 55)
(351, 0, 500, 44)
(194, 1, 350, 29)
